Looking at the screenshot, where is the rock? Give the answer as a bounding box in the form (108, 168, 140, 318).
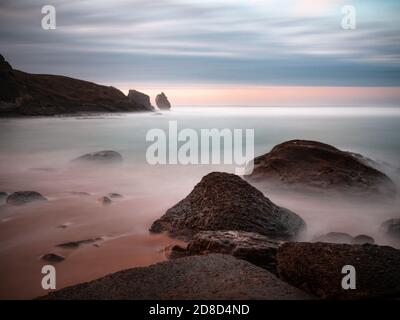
(163, 245, 188, 259)
(127, 90, 154, 111)
(248, 140, 396, 198)
(57, 222, 72, 229)
(40, 254, 313, 300)
(381, 218, 400, 239)
(150, 172, 306, 240)
(182, 230, 280, 274)
(107, 193, 123, 199)
(41, 253, 65, 263)
(6, 191, 48, 205)
(56, 237, 103, 249)
(277, 242, 400, 299)
(155, 92, 171, 110)
(352, 234, 375, 245)
(313, 232, 354, 244)
(0, 192, 7, 204)
(71, 150, 123, 165)
(98, 196, 112, 206)
(0, 54, 153, 116)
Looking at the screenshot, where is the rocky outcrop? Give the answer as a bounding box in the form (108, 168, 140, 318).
(277, 242, 400, 299)
(41, 253, 65, 263)
(127, 90, 154, 111)
(248, 140, 396, 198)
(70, 150, 123, 165)
(6, 191, 48, 205)
(150, 172, 306, 240)
(173, 230, 281, 274)
(0, 54, 153, 116)
(381, 218, 400, 239)
(41, 254, 313, 300)
(155, 92, 171, 110)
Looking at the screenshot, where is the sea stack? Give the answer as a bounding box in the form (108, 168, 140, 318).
(155, 92, 171, 110)
(127, 89, 154, 111)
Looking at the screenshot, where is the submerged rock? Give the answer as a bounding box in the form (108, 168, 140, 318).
(56, 237, 103, 249)
(150, 172, 306, 240)
(41, 253, 65, 263)
(98, 196, 112, 206)
(181, 230, 281, 274)
(155, 92, 171, 110)
(277, 242, 400, 299)
(313, 232, 354, 244)
(6, 191, 47, 205)
(381, 218, 400, 239)
(71, 150, 123, 165)
(107, 193, 123, 199)
(41, 254, 313, 300)
(248, 140, 396, 198)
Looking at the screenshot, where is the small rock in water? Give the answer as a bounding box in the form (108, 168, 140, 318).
(107, 193, 123, 199)
(155, 92, 171, 110)
(352, 234, 375, 245)
(98, 196, 112, 205)
(57, 222, 72, 229)
(0, 192, 7, 204)
(56, 237, 103, 249)
(381, 218, 400, 239)
(6, 191, 48, 205)
(313, 232, 353, 244)
(41, 253, 65, 263)
(71, 150, 123, 165)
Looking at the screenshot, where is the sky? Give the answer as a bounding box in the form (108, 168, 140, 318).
(1, 0, 400, 106)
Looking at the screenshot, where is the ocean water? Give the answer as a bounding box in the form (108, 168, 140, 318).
(0, 106, 400, 298)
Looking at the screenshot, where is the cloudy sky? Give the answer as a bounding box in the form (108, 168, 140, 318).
(1, 0, 400, 105)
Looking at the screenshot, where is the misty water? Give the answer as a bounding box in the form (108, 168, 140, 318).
(0, 106, 400, 299)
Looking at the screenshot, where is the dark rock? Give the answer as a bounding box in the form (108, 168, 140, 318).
(41, 253, 65, 263)
(0, 192, 7, 203)
(56, 237, 103, 249)
(313, 232, 354, 244)
(71, 150, 123, 165)
(381, 218, 400, 239)
(163, 245, 188, 259)
(150, 172, 306, 240)
(6, 191, 48, 205)
(40, 254, 313, 300)
(127, 90, 154, 111)
(248, 140, 396, 198)
(0, 54, 153, 117)
(107, 193, 123, 199)
(155, 92, 171, 110)
(182, 230, 280, 274)
(352, 234, 375, 245)
(277, 242, 400, 299)
(98, 196, 112, 206)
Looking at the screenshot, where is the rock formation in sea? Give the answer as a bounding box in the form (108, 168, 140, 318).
(381, 218, 400, 240)
(277, 242, 400, 299)
(150, 172, 306, 240)
(248, 140, 396, 198)
(127, 89, 154, 111)
(0, 54, 154, 116)
(155, 92, 171, 110)
(313, 232, 375, 245)
(6, 191, 48, 205)
(70, 150, 123, 165)
(40, 254, 313, 300)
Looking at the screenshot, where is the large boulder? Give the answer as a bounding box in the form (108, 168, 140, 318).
(248, 140, 396, 198)
(177, 230, 280, 274)
(150, 172, 306, 240)
(155, 92, 171, 110)
(41, 254, 313, 300)
(127, 89, 154, 111)
(6, 191, 48, 205)
(381, 218, 400, 239)
(277, 242, 400, 299)
(71, 150, 123, 165)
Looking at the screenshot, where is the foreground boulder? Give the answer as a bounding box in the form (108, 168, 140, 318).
(6, 191, 48, 205)
(248, 140, 396, 198)
(150, 172, 306, 240)
(381, 218, 400, 239)
(174, 230, 280, 274)
(0, 54, 153, 116)
(155, 92, 171, 110)
(71, 150, 123, 165)
(41, 254, 312, 300)
(277, 242, 400, 299)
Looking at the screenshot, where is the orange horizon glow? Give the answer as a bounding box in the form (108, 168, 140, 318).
(116, 84, 400, 106)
